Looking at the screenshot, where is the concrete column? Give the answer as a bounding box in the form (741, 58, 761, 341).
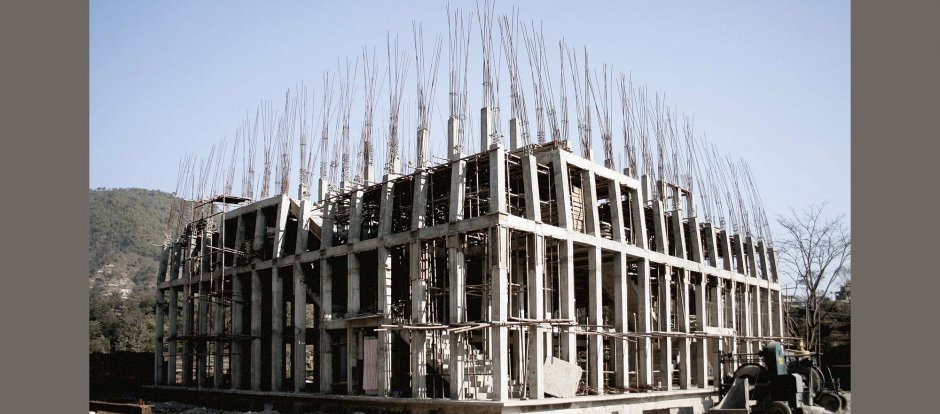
(449, 117, 463, 161)
(347, 328, 358, 395)
(154, 289, 166, 385)
(319, 259, 333, 393)
(757, 241, 769, 281)
(753, 286, 763, 339)
(417, 127, 430, 169)
(250, 270, 262, 390)
(728, 282, 739, 359)
(688, 218, 704, 263)
(450, 160, 467, 222)
(213, 276, 224, 389)
(230, 216, 246, 389)
(768, 247, 780, 284)
(318, 177, 330, 202)
(609, 182, 626, 242)
(410, 241, 427, 398)
(526, 234, 545, 399)
(558, 240, 577, 363)
(630, 187, 649, 250)
(509, 118, 523, 150)
(481, 107, 493, 150)
(490, 226, 510, 400)
(273, 195, 290, 257)
(154, 246, 168, 385)
(182, 284, 193, 387)
(637, 257, 654, 385)
(587, 246, 604, 393)
(197, 286, 208, 388)
(676, 271, 691, 390)
(552, 152, 572, 229)
(693, 278, 708, 388)
(348, 191, 364, 243)
(745, 237, 758, 278)
(271, 267, 284, 391)
(670, 211, 687, 260)
(376, 246, 393, 396)
(167, 288, 178, 385)
(731, 234, 746, 274)
(521, 154, 541, 221)
(763, 287, 773, 340)
(231, 273, 244, 389)
(741, 284, 753, 353)
(719, 231, 733, 272)
(320, 199, 336, 249)
(651, 200, 668, 254)
(702, 225, 718, 268)
(658, 268, 673, 390)
(613, 252, 629, 387)
(169, 243, 182, 281)
(489, 145, 507, 214)
(412, 172, 429, 230)
(293, 263, 307, 392)
(448, 235, 466, 399)
(378, 178, 395, 236)
(347, 254, 361, 316)
(582, 171, 601, 236)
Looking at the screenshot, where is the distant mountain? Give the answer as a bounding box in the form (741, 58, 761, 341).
(89, 188, 178, 353)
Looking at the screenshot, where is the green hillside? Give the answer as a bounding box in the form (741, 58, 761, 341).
(89, 188, 180, 353)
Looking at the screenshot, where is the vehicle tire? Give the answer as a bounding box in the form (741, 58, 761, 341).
(764, 401, 792, 414)
(816, 391, 843, 412)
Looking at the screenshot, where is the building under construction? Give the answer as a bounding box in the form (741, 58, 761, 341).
(150, 4, 785, 413)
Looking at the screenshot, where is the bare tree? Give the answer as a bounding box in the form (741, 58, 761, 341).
(776, 203, 851, 354)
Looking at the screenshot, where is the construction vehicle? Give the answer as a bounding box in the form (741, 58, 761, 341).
(709, 341, 847, 414)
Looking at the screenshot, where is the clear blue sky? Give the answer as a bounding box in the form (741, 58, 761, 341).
(90, 0, 850, 235)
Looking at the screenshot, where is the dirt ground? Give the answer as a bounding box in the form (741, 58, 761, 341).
(111, 394, 852, 414)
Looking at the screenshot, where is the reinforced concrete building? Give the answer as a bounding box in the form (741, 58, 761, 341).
(149, 5, 785, 413)
(151, 117, 784, 414)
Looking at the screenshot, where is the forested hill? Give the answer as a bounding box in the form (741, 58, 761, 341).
(89, 188, 178, 353)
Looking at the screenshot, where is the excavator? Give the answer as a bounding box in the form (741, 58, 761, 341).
(709, 341, 847, 414)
